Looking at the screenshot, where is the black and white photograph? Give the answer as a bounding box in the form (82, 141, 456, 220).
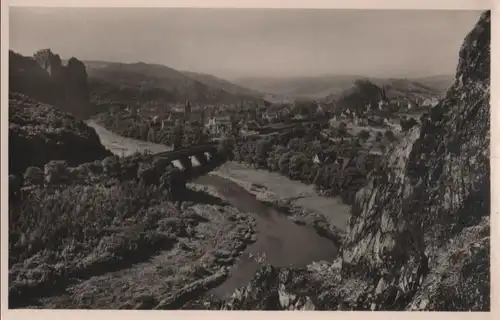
(4, 3, 492, 313)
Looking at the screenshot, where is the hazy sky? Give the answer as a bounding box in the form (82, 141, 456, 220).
(9, 7, 482, 80)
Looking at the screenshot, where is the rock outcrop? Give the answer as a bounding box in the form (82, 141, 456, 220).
(335, 79, 387, 116)
(10, 49, 93, 119)
(199, 10, 490, 311)
(343, 10, 490, 311)
(9, 93, 112, 176)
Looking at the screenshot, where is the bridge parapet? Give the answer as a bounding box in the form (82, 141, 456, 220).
(150, 142, 226, 180)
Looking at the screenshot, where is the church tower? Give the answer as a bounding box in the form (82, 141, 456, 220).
(184, 100, 191, 122)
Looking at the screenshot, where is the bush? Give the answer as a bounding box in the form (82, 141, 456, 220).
(358, 130, 371, 141)
(8, 160, 183, 304)
(338, 122, 348, 135)
(23, 166, 44, 187)
(401, 117, 419, 132)
(229, 126, 375, 205)
(44, 160, 71, 185)
(384, 130, 396, 142)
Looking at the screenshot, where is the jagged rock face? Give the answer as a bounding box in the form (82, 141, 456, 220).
(65, 57, 91, 115)
(9, 93, 112, 176)
(9, 51, 56, 103)
(204, 11, 490, 311)
(33, 48, 64, 77)
(10, 49, 94, 119)
(344, 10, 490, 310)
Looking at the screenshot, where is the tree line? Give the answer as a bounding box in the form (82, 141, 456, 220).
(96, 111, 210, 148)
(227, 125, 384, 205)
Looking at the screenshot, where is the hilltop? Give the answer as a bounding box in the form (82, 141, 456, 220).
(412, 74, 455, 93)
(81, 60, 266, 107)
(181, 70, 264, 98)
(234, 74, 451, 101)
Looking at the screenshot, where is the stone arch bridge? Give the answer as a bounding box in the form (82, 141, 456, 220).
(151, 142, 225, 180)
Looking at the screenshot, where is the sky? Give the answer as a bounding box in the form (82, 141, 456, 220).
(9, 7, 483, 80)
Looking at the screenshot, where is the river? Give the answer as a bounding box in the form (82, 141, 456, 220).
(86, 120, 173, 156)
(87, 120, 339, 298)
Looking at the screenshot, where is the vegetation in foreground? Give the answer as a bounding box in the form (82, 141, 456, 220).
(8, 93, 112, 177)
(8, 95, 257, 309)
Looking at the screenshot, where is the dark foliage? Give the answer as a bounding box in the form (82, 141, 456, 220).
(230, 124, 381, 205)
(9, 93, 112, 176)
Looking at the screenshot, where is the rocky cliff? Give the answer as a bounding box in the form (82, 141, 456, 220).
(10, 49, 93, 119)
(342, 10, 490, 310)
(194, 10, 490, 311)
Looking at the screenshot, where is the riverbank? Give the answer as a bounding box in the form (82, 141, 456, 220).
(211, 161, 351, 244)
(191, 175, 339, 299)
(86, 119, 172, 156)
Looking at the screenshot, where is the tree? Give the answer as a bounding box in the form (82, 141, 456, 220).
(230, 115, 240, 138)
(338, 122, 348, 136)
(147, 127, 156, 142)
(255, 139, 273, 168)
(139, 123, 150, 141)
(217, 137, 236, 159)
(23, 166, 44, 186)
(358, 130, 371, 141)
(289, 153, 308, 180)
(384, 129, 396, 142)
(401, 117, 419, 132)
(278, 152, 292, 175)
(172, 122, 183, 150)
(313, 167, 325, 189)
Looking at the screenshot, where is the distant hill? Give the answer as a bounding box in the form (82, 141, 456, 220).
(234, 74, 452, 101)
(325, 77, 443, 104)
(233, 75, 360, 100)
(181, 70, 264, 98)
(329, 79, 387, 117)
(412, 74, 455, 93)
(81, 60, 266, 106)
(322, 77, 443, 118)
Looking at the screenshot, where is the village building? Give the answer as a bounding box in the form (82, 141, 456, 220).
(316, 104, 325, 114)
(420, 97, 439, 107)
(242, 120, 259, 131)
(407, 101, 414, 110)
(262, 110, 279, 122)
(378, 99, 389, 111)
(124, 105, 139, 118)
(205, 115, 232, 134)
(293, 114, 307, 120)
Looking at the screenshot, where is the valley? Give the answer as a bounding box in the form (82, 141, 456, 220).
(6, 8, 490, 312)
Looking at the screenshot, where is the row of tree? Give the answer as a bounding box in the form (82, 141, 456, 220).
(228, 124, 383, 205)
(96, 112, 211, 148)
